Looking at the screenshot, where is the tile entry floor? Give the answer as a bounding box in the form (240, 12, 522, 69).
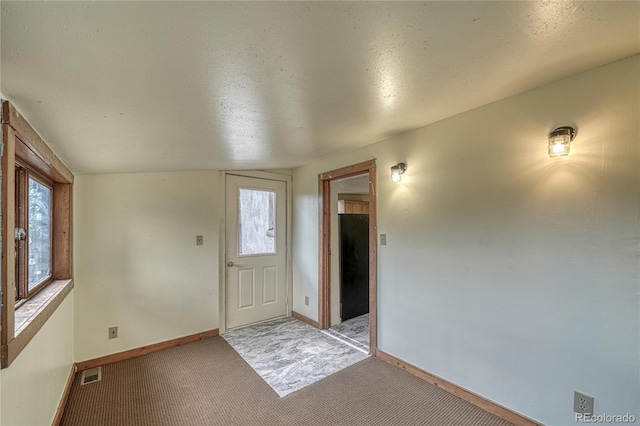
(222, 317, 368, 397)
(324, 313, 369, 353)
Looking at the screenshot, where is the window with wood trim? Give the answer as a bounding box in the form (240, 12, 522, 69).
(14, 164, 54, 305)
(1, 100, 74, 368)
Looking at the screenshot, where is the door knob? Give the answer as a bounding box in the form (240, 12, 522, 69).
(226, 261, 234, 267)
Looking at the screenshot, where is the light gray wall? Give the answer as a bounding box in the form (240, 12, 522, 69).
(292, 55, 640, 424)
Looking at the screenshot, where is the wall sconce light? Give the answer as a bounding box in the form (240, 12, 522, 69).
(391, 162, 406, 183)
(548, 126, 576, 157)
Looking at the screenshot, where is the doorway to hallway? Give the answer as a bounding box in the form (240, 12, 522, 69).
(318, 160, 378, 354)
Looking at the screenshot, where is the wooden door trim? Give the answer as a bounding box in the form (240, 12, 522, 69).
(318, 159, 377, 354)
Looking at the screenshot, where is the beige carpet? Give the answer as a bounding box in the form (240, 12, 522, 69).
(61, 337, 513, 426)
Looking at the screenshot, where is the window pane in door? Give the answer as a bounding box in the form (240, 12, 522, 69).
(28, 178, 52, 289)
(238, 188, 276, 255)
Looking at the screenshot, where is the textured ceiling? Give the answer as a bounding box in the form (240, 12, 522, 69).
(1, 1, 639, 174)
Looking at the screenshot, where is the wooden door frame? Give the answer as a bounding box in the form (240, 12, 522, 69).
(318, 159, 378, 354)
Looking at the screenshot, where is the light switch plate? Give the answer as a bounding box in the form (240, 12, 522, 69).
(109, 326, 118, 339)
(196, 235, 203, 245)
(380, 234, 387, 245)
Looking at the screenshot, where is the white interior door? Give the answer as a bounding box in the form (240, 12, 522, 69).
(225, 175, 287, 329)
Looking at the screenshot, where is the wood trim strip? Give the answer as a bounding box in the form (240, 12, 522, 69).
(53, 183, 73, 279)
(376, 350, 543, 426)
(1, 124, 17, 347)
(15, 166, 29, 300)
(319, 159, 376, 181)
(52, 363, 77, 426)
(14, 134, 65, 185)
(2, 102, 73, 183)
(76, 329, 219, 372)
(318, 178, 331, 329)
(367, 165, 378, 354)
(292, 311, 320, 328)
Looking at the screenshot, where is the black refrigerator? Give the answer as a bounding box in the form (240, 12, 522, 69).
(339, 214, 370, 321)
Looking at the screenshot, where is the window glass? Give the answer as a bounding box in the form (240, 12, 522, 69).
(238, 188, 276, 255)
(28, 177, 52, 289)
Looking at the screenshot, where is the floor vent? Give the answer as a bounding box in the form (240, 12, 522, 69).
(80, 367, 102, 385)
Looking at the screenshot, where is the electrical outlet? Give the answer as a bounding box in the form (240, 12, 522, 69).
(196, 235, 203, 245)
(304, 296, 309, 306)
(380, 234, 387, 245)
(573, 391, 594, 415)
(109, 326, 118, 339)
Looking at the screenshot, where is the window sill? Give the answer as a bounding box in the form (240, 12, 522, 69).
(1, 279, 73, 368)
